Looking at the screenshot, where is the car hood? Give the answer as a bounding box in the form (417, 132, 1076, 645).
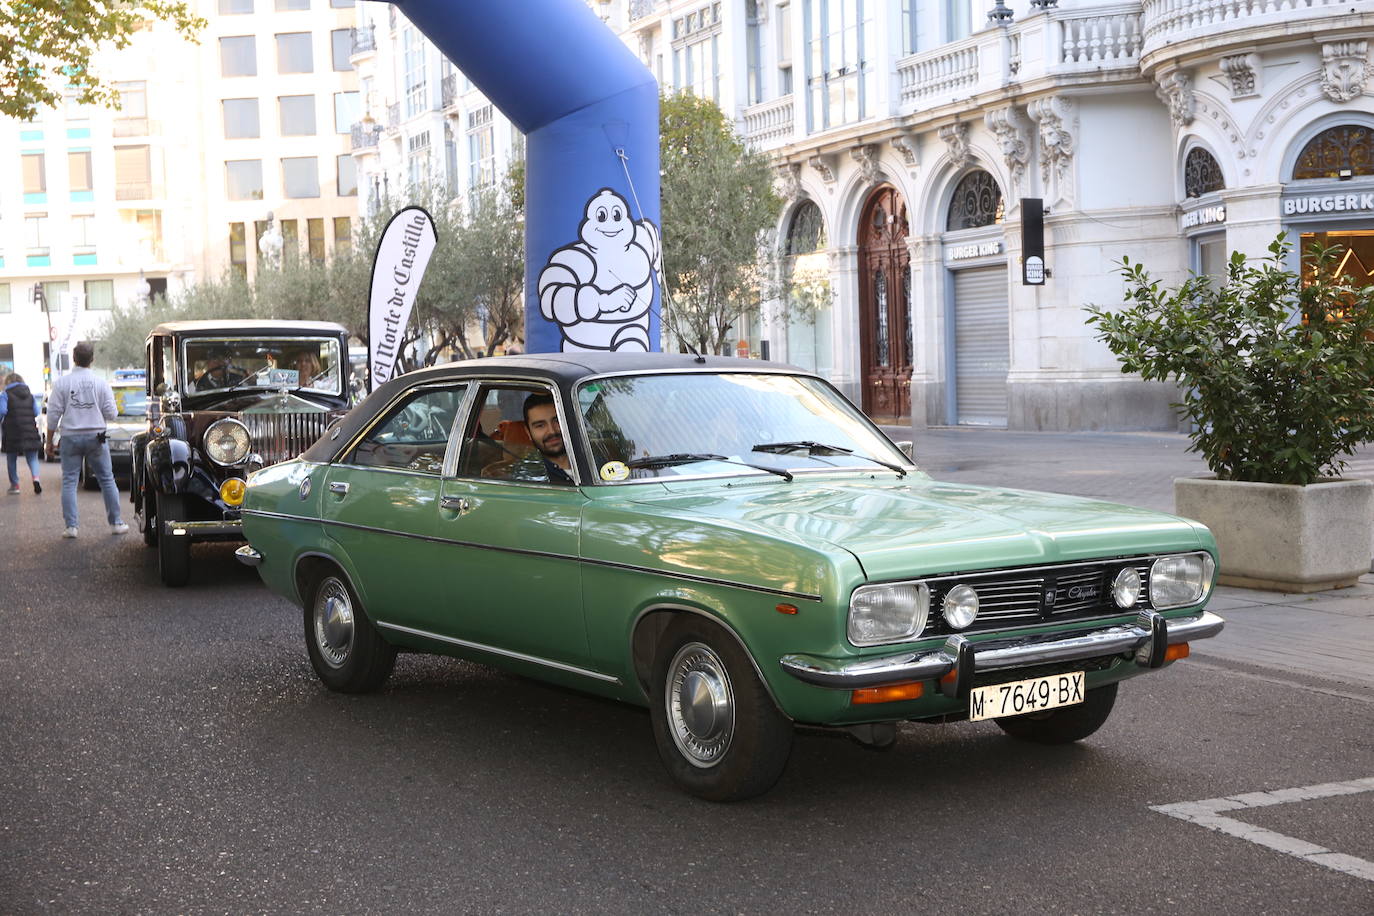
(619, 476, 1207, 580)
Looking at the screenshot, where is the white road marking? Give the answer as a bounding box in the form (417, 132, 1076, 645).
(1151, 777, 1374, 883)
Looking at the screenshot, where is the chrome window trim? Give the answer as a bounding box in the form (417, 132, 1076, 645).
(571, 368, 916, 486)
(452, 378, 581, 486)
(375, 621, 621, 685)
(333, 380, 471, 477)
(242, 508, 823, 602)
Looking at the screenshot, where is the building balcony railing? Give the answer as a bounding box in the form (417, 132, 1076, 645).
(1140, 0, 1358, 66)
(741, 95, 795, 150)
(629, 0, 659, 21)
(351, 25, 375, 56)
(115, 181, 156, 201)
(113, 117, 151, 138)
(386, 103, 400, 130)
(351, 122, 381, 151)
(441, 74, 458, 110)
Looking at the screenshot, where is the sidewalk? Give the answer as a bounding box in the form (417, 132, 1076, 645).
(882, 425, 1374, 695)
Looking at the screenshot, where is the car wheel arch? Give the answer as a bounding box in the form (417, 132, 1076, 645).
(294, 551, 370, 615)
(629, 604, 789, 719)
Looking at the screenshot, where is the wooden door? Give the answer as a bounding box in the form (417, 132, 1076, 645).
(858, 187, 912, 423)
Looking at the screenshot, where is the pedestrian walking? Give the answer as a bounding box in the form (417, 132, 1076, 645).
(45, 343, 127, 538)
(0, 372, 44, 495)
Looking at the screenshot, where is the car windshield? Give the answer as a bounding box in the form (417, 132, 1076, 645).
(576, 372, 912, 482)
(113, 387, 147, 419)
(182, 337, 343, 396)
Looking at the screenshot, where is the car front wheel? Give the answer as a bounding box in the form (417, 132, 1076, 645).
(994, 681, 1118, 744)
(648, 616, 793, 802)
(304, 572, 396, 693)
(156, 493, 190, 587)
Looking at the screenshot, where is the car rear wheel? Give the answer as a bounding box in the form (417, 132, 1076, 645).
(305, 572, 396, 693)
(648, 616, 793, 802)
(994, 682, 1118, 744)
(156, 493, 190, 588)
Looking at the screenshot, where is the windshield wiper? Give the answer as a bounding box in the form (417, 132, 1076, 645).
(627, 453, 793, 482)
(752, 440, 907, 478)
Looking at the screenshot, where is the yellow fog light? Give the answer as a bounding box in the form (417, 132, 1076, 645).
(220, 478, 247, 506)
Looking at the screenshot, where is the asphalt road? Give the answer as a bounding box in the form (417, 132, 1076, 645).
(3, 488, 1372, 914)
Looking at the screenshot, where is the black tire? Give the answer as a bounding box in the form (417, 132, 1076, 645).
(304, 572, 397, 693)
(140, 486, 158, 547)
(648, 616, 793, 802)
(156, 493, 191, 588)
(994, 681, 1119, 745)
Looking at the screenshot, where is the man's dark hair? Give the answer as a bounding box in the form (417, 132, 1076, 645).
(522, 392, 556, 425)
(72, 342, 94, 367)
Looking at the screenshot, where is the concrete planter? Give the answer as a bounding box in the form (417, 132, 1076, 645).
(1174, 476, 1374, 593)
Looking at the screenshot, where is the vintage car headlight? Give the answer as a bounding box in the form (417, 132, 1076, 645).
(942, 584, 980, 629)
(204, 418, 251, 466)
(1149, 552, 1216, 609)
(1112, 567, 1142, 608)
(848, 582, 929, 646)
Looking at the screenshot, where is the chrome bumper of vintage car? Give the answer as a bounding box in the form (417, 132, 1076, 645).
(235, 545, 263, 567)
(779, 609, 1225, 692)
(161, 518, 243, 537)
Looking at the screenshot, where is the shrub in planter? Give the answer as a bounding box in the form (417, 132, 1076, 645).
(1086, 235, 1374, 591)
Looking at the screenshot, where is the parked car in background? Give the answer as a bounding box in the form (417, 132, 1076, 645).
(238, 353, 1225, 801)
(132, 320, 352, 587)
(73, 371, 148, 490)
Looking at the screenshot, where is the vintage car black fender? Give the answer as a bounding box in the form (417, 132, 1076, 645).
(145, 436, 192, 494)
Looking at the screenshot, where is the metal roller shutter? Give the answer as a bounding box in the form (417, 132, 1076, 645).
(953, 265, 1010, 426)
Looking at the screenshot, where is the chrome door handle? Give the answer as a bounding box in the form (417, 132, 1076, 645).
(440, 496, 469, 513)
(328, 481, 350, 495)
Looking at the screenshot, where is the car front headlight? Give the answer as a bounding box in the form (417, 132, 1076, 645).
(204, 418, 251, 466)
(848, 582, 930, 647)
(1149, 552, 1216, 609)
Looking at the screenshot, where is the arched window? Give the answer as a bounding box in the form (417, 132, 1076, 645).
(1292, 125, 1374, 180)
(1184, 147, 1224, 198)
(785, 200, 826, 255)
(946, 170, 1004, 231)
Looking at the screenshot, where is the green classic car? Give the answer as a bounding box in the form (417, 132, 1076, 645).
(238, 353, 1223, 801)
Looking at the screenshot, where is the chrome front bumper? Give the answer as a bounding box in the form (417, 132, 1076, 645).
(235, 545, 263, 567)
(780, 609, 1224, 693)
(162, 518, 243, 537)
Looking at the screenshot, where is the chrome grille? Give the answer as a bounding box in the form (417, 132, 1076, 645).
(925, 558, 1155, 636)
(240, 411, 332, 466)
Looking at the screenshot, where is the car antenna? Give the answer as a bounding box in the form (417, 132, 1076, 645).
(613, 146, 706, 364)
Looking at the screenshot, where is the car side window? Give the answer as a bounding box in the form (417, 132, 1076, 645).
(456, 384, 561, 483)
(349, 384, 467, 474)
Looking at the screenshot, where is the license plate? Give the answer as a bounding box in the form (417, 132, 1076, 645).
(969, 671, 1085, 722)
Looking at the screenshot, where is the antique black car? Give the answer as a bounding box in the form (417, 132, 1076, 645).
(131, 320, 352, 586)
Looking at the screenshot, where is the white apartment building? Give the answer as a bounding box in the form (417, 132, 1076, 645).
(1, 0, 362, 387)
(347, 0, 1374, 429)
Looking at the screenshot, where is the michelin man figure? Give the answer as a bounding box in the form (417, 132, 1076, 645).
(537, 188, 662, 351)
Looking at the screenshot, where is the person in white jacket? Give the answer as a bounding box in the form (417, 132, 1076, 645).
(46, 342, 127, 538)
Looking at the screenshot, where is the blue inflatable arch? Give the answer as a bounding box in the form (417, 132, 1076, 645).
(382, 0, 662, 353)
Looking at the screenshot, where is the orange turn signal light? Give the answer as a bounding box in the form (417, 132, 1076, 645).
(1164, 642, 1190, 663)
(775, 603, 799, 615)
(219, 478, 247, 506)
(851, 681, 924, 705)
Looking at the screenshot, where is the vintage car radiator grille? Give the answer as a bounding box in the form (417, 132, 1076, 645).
(240, 411, 331, 466)
(925, 559, 1154, 636)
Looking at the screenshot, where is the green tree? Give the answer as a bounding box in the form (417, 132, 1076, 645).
(659, 91, 781, 355)
(2, 1, 205, 121)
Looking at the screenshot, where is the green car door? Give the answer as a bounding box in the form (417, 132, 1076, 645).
(319, 383, 467, 630)
(412, 381, 593, 676)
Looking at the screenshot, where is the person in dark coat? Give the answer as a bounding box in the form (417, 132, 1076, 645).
(0, 372, 44, 494)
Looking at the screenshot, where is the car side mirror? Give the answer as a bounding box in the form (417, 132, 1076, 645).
(896, 440, 914, 461)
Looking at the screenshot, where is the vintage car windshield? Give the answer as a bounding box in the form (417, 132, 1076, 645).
(113, 387, 147, 419)
(182, 337, 343, 396)
(576, 372, 911, 481)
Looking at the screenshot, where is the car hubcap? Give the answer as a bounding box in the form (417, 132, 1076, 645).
(666, 642, 734, 768)
(313, 578, 354, 668)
